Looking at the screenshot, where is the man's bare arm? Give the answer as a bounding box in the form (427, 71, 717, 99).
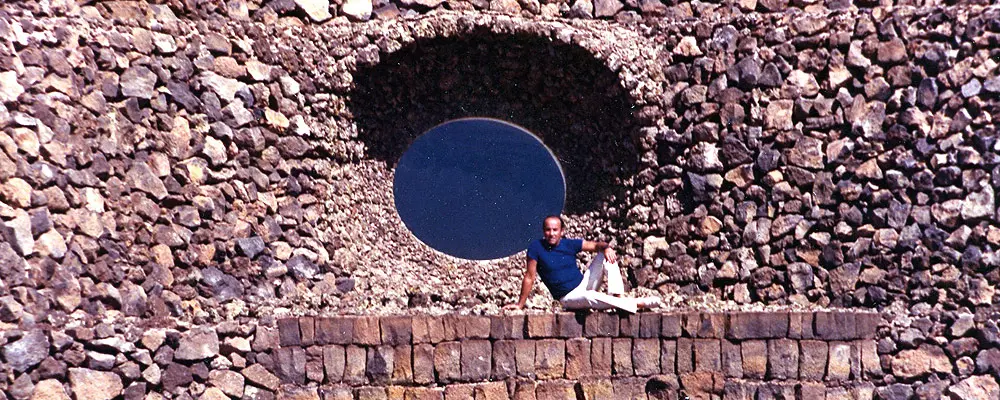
(582, 240, 617, 263)
(505, 258, 538, 310)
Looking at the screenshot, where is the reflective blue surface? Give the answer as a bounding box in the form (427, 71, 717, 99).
(394, 118, 566, 260)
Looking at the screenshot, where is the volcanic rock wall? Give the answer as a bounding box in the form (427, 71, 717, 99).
(1, 0, 1000, 399)
(261, 311, 882, 399)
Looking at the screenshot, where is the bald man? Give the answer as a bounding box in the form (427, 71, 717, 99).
(504, 216, 660, 313)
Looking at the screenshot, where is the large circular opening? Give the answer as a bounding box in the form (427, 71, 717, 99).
(349, 31, 640, 216)
(393, 118, 566, 260)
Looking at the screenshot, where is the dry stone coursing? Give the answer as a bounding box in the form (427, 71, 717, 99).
(1, 0, 1000, 399)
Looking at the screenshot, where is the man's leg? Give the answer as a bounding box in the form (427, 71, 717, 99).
(583, 253, 625, 296)
(561, 289, 638, 313)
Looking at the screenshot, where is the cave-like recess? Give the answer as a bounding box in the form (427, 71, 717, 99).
(349, 30, 642, 216)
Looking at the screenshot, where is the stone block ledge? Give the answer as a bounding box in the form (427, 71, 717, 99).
(267, 310, 882, 390)
(276, 310, 881, 347)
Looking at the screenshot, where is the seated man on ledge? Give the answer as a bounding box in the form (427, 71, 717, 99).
(504, 215, 661, 313)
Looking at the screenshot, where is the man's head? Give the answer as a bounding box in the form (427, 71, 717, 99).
(542, 215, 564, 246)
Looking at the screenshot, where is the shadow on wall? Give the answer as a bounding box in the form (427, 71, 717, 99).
(348, 30, 640, 215)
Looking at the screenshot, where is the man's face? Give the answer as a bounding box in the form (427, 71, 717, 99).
(543, 217, 563, 246)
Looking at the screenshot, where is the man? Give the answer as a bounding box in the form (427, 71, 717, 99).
(504, 216, 661, 313)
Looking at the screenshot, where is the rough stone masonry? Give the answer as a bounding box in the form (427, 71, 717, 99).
(0, 0, 999, 398)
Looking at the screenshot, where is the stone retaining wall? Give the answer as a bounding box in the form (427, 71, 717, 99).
(267, 311, 879, 399)
(2, 1, 1000, 399)
(0, 311, 883, 400)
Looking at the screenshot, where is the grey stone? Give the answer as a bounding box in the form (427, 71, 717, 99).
(10, 373, 33, 400)
(984, 77, 1000, 93)
(336, 278, 356, 293)
(223, 101, 254, 127)
(161, 363, 193, 391)
(201, 267, 244, 302)
(166, 81, 200, 113)
(887, 200, 911, 229)
(758, 63, 782, 87)
(277, 136, 310, 158)
(203, 32, 233, 55)
(743, 218, 771, 246)
(728, 56, 761, 89)
(120, 283, 148, 317)
(236, 237, 266, 258)
(977, 348, 1000, 375)
(770, 215, 802, 238)
(199, 72, 247, 103)
(593, 0, 622, 17)
(962, 78, 982, 98)
(688, 142, 722, 172)
(127, 163, 168, 200)
(787, 263, 813, 293)
(0, 295, 24, 322)
(876, 384, 913, 400)
(3, 330, 49, 372)
(2, 211, 33, 256)
(287, 255, 318, 280)
(962, 185, 995, 220)
(87, 351, 117, 370)
(120, 66, 157, 99)
(174, 327, 219, 361)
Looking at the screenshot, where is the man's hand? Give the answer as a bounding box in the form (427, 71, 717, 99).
(503, 303, 524, 311)
(603, 247, 617, 264)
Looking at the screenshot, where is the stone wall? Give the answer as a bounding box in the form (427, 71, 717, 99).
(1, 0, 1000, 399)
(267, 311, 880, 398)
(0, 310, 884, 400)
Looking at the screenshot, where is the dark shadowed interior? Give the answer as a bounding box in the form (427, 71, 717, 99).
(349, 30, 640, 215)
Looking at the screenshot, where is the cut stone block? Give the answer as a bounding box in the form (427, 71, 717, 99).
(591, 337, 613, 376)
(492, 340, 517, 379)
(380, 316, 412, 345)
(278, 318, 301, 347)
(535, 339, 566, 380)
(727, 312, 789, 339)
(694, 339, 722, 372)
(585, 313, 618, 337)
(527, 314, 555, 338)
(767, 339, 798, 379)
(556, 312, 584, 338)
(612, 338, 633, 376)
(565, 338, 592, 379)
(741, 340, 767, 380)
(434, 341, 461, 384)
(460, 340, 491, 382)
(633, 338, 660, 376)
